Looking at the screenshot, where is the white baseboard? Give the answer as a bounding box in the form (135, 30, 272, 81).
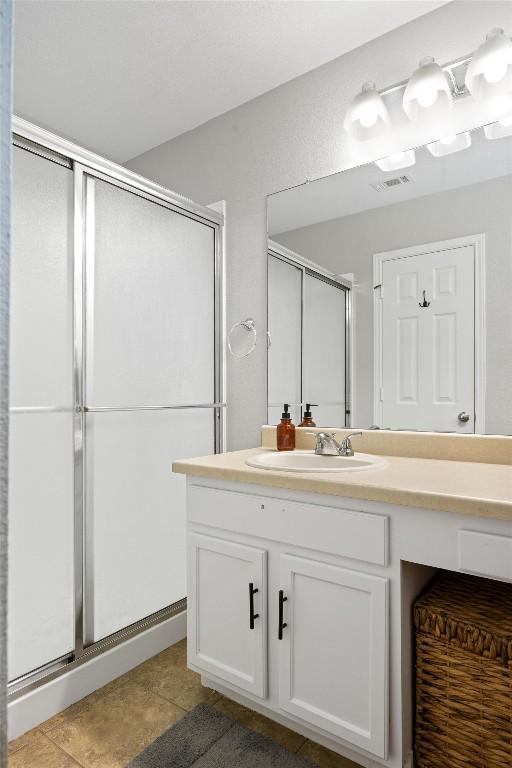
(8, 611, 187, 741)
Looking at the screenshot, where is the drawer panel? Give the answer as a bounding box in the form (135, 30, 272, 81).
(189, 484, 388, 566)
(458, 530, 512, 582)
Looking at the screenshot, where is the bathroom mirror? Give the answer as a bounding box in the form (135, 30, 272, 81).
(267, 126, 512, 435)
(228, 318, 258, 359)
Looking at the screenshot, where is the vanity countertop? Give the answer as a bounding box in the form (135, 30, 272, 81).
(173, 448, 512, 521)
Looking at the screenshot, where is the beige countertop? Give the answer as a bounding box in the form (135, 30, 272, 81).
(173, 448, 512, 521)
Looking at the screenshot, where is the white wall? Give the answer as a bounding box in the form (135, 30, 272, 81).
(274, 175, 512, 435)
(0, 0, 12, 757)
(127, 1, 512, 449)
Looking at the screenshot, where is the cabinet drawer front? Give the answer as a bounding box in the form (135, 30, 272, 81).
(187, 533, 267, 698)
(458, 530, 512, 582)
(189, 485, 388, 566)
(278, 554, 388, 758)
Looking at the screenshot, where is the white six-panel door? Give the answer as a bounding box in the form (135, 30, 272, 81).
(379, 242, 475, 433)
(278, 554, 388, 758)
(188, 533, 267, 698)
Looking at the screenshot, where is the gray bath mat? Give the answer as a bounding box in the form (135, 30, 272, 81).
(129, 702, 315, 767)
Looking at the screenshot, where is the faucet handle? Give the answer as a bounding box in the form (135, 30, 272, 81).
(343, 431, 363, 441)
(306, 431, 320, 443)
(340, 431, 363, 456)
(306, 431, 329, 453)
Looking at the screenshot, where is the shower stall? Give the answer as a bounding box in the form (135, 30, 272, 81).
(8, 120, 224, 696)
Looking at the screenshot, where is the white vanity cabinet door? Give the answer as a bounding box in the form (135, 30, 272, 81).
(188, 533, 267, 698)
(278, 554, 388, 758)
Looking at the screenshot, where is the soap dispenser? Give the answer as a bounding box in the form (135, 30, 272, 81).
(277, 404, 295, 451)
(299, 404, 317, 427)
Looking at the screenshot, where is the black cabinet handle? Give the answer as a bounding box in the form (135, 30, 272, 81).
(249, 582, 259, 630)
(278, 589, 288, 639)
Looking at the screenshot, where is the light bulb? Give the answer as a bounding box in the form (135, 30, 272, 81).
(344, 81, 391, 141)
(375, 149, 415, 171)
(465, 28, 512, 101)
(426, 131, 471, 157)
(417, 86, 438, 108)
(403, 56, 452, 122)
(358, 104, 378, 128)
(483, 57, 508, 84)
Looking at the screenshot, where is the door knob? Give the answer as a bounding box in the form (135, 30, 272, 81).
(458, 411, 470, 423)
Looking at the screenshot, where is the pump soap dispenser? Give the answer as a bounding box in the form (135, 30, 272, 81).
(299, 404, 317, 427)
(277, 404, 296, 451)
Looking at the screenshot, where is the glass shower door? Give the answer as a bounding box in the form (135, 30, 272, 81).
(267, 254, 302, 426)
(8, 146, 75, 680)
(303, 273, 346, 427)
(84, 175, 218, 643)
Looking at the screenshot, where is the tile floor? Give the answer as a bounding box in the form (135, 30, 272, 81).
(8, 639, 361, 768)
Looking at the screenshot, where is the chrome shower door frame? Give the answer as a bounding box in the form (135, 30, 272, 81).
(8, 118, 225, 699)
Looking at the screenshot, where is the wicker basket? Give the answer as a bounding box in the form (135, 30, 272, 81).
(414, 571, 512, 768)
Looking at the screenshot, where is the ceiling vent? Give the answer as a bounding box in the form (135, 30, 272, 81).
(371, 173, 415, 191)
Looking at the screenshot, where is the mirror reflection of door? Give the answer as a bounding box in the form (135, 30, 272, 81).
(268, 245, 349, 427)
(375, 237, 483, 433)
(268, 129, 512, 436)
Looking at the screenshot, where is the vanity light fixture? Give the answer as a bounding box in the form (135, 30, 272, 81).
(483, 115, 512, 139)
(343, 81, 391, 141)
(402, 57, 453, 122)
(343, 29, 512, 145)
(426, 131, 472, 157)
(374, 149, 415, 172)
(465, 28, 512, 102)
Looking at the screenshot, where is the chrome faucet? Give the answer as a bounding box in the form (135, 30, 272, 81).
(307, 431, 363, 457)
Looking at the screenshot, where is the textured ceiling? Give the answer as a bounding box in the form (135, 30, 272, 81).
(13, 0, 447, 162)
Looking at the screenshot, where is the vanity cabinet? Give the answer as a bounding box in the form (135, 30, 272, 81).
(187, 485, 390, 760)
(278, 554, 388, 756)
(188, 533, 267, 698)
(179, 449, 512, 768)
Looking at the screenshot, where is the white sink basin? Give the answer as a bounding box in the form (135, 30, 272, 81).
(246, 450, 387, 473)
